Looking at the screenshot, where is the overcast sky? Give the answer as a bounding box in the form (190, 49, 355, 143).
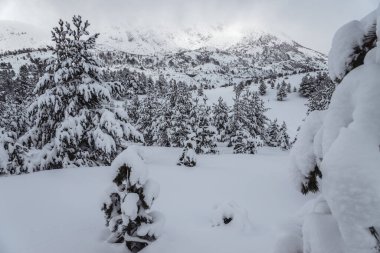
(0, 0, 379, 53)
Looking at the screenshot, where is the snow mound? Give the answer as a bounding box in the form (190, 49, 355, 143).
(210, 201, 253, 232)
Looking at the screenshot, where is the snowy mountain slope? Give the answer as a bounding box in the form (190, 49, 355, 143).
(0, 146, 308, 253)
(0, 21, 50, 52)
(0, 21, 327, 89)
(97, 24, 289, 55)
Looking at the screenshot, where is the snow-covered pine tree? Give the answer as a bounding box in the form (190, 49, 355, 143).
(230, 124, 260, 154)
(155, 74, 168, 97)
(278, 122, 290, 150)
(136, 92, 161, 146)
(265, 119, 280, 147)
(127, 95, 140, 125)
(152, 80, 192, 147)
(177, 140, 197, 167)
(168, 81, 193, 147)
(212, 97, 229, 142)
(228, 87, 265, 154)
(259, 80, 267, 95)
(242, 90, 268, 138)
(287, 83, 292, 93)
(298, 74, 316, 97)
(197, 84, 204, 97)
(102, 147, 164, 252)
(307, 73, 336, 113)
(0, 128, 13, 175)
(276, 84, 287, 101)
(193, 96, 218, 154)
(0, 128, 25, 175)
(20, 16, 143, 171)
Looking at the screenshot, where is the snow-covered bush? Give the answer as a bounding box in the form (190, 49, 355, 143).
(20, 16, 142, 172)
(102, 147, 164, 252)
(286, 6, 380, 252)
(177, 140, 197, 167)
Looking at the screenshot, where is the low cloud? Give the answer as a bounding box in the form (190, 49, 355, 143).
(0, 0, 378, 53)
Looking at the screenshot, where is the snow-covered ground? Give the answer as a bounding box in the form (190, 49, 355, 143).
(0, 72, 311, 253)
(0, 146, 309, 253)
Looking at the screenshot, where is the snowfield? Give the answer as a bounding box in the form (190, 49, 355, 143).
(0, 146, 309, 253)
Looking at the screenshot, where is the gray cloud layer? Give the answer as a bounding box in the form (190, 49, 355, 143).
(0, 0, 379, 53)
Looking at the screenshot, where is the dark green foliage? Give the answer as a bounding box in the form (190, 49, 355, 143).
(301, 165, 322, 195)
(307, 72, 336, 113)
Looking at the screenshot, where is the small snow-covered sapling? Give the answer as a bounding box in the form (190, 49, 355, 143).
(177, 140, 197, 167)
(102, 147, 164, 252)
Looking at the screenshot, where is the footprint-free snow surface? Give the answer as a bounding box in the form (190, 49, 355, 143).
(0, 146, 309, 253)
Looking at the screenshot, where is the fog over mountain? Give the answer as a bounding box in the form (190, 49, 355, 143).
(0, 0, 378, 53)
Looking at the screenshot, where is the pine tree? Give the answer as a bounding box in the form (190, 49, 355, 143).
(278, 122, 291, 150)
(136, 92, 161, 146)
(155, 74, 168, 97)
(212, 97, 229, 142)
(177, 140, 197, 167)
(0, 128, 14, 175)
(259, 80, 267, 96)
(102, 147, 164, 252)
(265, 119, 280, 147)
(230, 125, 261, 154)
(153, 81, 192, 147)
(287, 83, 292, 93)
(20, 16, 143, 171)
(229, 87, 266, 153)
(307, 73, 335, 113)
(277, 84, 287, 101)
(298, 74, 316, 97)
(168, 81, 193, 147)
(127, 95, 140, 125)
(193, 96, 218, 154)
